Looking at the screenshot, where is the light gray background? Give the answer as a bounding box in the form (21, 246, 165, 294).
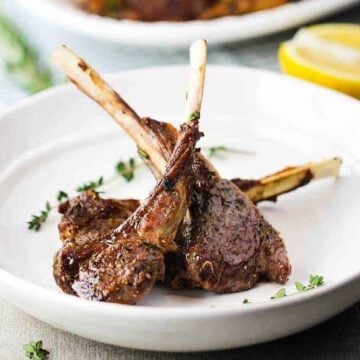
(0, 1, 359, 358)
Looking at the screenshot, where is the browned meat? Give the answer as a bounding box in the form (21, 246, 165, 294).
(58, 190, 139, 243)
(167, 174, 290, 292)
(76, 0, 289, 21)
(52, 42, 291, 296)
(53, 119, 201, 304)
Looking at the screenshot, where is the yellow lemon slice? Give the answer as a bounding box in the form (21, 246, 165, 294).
(279, 24, 360, 99)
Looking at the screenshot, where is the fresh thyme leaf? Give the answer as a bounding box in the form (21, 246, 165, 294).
(207, 145, 228, 158)
(23, 340, 49, 360)
(56, 190, 69, 202)
(189, 111, 200, 122)
(0, 13, 53, 93)
(76, 176, 104, 192)
(271, 288, 287, 299)
(295, 282, 306, 292)
(308, 274, 324, 289)
(138, 148, 150, 160)
(27, 202, 52, 231)
(116, 158, 136, 182)
(295, 275, 324, 293)
(242, 298, 250, 304)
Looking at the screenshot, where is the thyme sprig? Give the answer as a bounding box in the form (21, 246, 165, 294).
(76, 176, 104, 192)
(205, 145, 255, 158)
(27, 157, 143, 231)
(270, 274, 324, 301)
(56, 190, 69, 202)
(23, 340, 49, 359)
(241, 275, 325, 304)
(27, 202, 52, 232)
(115, 158, 136, 182)
(27, 143, 252, 232)
(0, 12, 53, 93)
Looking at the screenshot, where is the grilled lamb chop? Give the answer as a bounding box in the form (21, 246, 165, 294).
(52, 41, 292, 293)
(58, 157, 341, 248)
(53, 113, 201, 304)
(58, 190, 139, 243)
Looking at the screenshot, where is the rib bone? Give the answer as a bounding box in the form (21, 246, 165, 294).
(52, 45, 341, 204)
(233, 157, 342, 204)
(53, 42, 293, 293)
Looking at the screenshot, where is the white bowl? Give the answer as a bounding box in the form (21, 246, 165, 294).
(13, 0, 360, 47)
(0, 66, 359, 351)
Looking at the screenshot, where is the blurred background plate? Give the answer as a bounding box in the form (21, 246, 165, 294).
(12, 0, 360, 47)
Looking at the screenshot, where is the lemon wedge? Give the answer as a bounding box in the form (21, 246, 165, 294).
(279, 24, 360, 99)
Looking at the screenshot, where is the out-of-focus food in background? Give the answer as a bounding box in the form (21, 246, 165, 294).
(76, 0, 289, 21)
(279, 24, 360, 99)
(0, 12, 53, 93)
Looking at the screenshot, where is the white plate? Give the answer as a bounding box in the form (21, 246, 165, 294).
(0, 66, 359, 352)
(13, 0, 360, 47)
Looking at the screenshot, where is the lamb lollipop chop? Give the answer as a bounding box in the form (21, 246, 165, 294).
(53, 76, 202, 304)
(53, 40, 292, 293)
(58, 191, 139, 243)
(58, 157, 341, 247)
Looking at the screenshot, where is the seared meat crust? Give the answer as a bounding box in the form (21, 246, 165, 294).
(53, 120, 200, 304)
(58, 190, 139, 243)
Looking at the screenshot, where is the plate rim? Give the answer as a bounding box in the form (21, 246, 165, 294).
(0, 65, 360, 319)
(12, 0, 360, 46)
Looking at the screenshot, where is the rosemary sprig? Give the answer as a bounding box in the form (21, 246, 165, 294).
(76, 176, 104, 192)
(23, 340, 49, 360)
(27, 202, 52, 232)
(0, 12, 53, 93)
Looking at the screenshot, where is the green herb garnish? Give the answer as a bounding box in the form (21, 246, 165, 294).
(296, 274, 324, 292)
(138, 148, 150, 160)
(271, 288, 287, 299)
(116, 158, 136, 182)
(0, 13, 53, 93)
(76, 176, 104, 192)
(27, 202, 52, 231)
(23, 340, 49, 360)
(56, 190, 69, 202)
(242, 298, 250, 304)
(207, 145, 228, 158)
(189, 111, 200, 122)
(295, 282, 306, 292)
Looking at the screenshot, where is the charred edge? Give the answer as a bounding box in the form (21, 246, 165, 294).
(164, 120, 200, 180)
(78, 59, 89, 71)
(231, 178, 261, 192)
(163, 177, 175, 191)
